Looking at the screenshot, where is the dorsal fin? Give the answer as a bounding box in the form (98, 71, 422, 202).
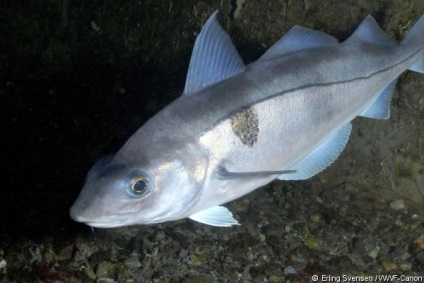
(258, 26, 338, 61)
(344, 15, 397, 46)
(183, 11, 246, 96)
(403, 15, 424, 73)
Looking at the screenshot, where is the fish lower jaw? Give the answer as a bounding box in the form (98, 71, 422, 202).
(71, 214, 133, 228)
(84, 220, 141, 228)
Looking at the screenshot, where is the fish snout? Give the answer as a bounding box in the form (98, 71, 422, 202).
(69, 202, 87, 223)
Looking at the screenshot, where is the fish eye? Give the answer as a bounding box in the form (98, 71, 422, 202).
(126, 175, 152, 198)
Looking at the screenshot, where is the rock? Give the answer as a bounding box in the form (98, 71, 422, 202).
(124, 256, 141, 270)
(83, 266, 97, 281)
(96, 261, 116, 279)
(389, 199, 406, 210)
(181, 275, 214, 283)
(368, 247, 380, 259)
(309, 214, 321, 223)
(304, 237, 320, 249)
(413, 234, 424, 250)
(283, 266, 296, 275)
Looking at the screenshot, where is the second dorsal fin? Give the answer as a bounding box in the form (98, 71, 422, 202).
(258, 26, 339, 61)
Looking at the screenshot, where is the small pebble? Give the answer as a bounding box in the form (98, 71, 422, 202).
(125, 256, 141, 270)
(399, 261, 412, 271)
(309, 214, 321, 223)
(181, 275, 214, 283)
(283, 266, 296, 275)
(368, 247, 379, 259)
(284, 225, 291, 233)
(413, 234, 424, 250)
(269, 275, 281, 282)
(409, 222, 421, 229)
(178, 249, 188, 258)
(44, 249, 55, 262)
(188, 254, 203, 266)
(381, 259, 397, 271)
(96, 261, 115, 278)
(56, 244, 74, 261)
(83, 266, 96, 280)
(304, 237, 320, 249)
(389, 199, 406, 210)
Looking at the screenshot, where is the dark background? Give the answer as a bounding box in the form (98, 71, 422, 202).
(2, 1, 200, 239)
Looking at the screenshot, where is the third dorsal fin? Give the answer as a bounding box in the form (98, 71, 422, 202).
(344, 15, 397, 46)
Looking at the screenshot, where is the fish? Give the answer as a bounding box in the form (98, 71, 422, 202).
(70, 11, 424, 228)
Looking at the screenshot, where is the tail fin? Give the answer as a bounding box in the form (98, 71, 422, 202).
(402, 15, 424, 73)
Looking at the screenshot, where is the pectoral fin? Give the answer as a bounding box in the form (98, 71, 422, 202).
(217, 166, 296, 179)
(189, 206, 239, 227)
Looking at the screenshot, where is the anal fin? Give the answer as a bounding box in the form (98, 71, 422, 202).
(279, 123, 352, 180)
(409, 59, 424, 74)
(360, 79, 397, 119)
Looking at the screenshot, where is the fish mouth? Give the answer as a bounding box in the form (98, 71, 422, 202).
(70, 206, 123, 228)
(85, 221, 127, 228)
(72, 214, 136, 228)
(70, 206, 151, 228)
